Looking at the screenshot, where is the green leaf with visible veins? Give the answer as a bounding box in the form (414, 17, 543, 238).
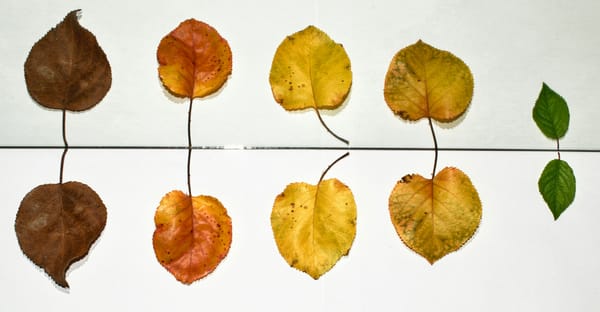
(538, 159, 576, 220)
(532, 83, 570, 139)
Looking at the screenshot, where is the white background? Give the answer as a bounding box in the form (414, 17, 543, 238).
(1, 0, 600, 311)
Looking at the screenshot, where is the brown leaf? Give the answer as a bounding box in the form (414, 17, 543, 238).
(24, 10, 112, 111)
(15, 181, 107, 288)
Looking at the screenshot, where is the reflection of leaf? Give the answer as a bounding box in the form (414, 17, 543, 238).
(153, 190, 232, 284)
(15, 182, 107, 288)
(539, 159, 576, 220)
(157, 19, 232, 99)
(384, 40, 473, 122)
(269, 25, 352, 144)
(533, 83, 570, 139)
(24, 10, 111, 111)
(271, 179, 357, 279)
(389, 167, 481, 264)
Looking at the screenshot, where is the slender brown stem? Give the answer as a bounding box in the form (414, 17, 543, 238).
(428, 117, 438, 179)
(557, 138, 561, 160)
(59, 109, 68, 184)
(318, 151, 350, 184)
(314, 107, 349, 145)
(187, 98, 193, 197)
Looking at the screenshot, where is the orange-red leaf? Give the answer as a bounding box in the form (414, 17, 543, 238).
(152, 190, 232, 284)
(157, 19, 232, 98)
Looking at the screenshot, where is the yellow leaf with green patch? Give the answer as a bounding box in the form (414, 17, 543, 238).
(384, 40, 473, 122)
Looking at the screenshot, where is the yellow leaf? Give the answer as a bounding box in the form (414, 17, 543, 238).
(384, 40, 473, 122)
(271, 178, 357, 279)
(153, 190, 232, 284)
(157, 19, 232, 99)
(388, 167, 481, 264)
(269, 25, 352, 111)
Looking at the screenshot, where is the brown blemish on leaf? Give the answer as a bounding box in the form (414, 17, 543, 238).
(24, 10, 111, 112)
(15, 181, 107, 288)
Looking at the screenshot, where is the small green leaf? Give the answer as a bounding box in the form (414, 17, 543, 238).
(538, 159, 576, 220)
(532, 83, 570, 139)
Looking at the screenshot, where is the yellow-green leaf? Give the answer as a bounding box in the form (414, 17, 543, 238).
(271, 178, 357, 279)
(269, 25, 352, 111)
(384, 40, 473, 122)
(389, 167, 481, 264)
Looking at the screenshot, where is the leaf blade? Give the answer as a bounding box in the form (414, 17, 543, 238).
(388, 167, 481, 264)
(271, 179, 357, 279)
(383, 40, 473, 122)
(15, 182, 107, 288)
(532, 83, 570, 139)
(24, 10, 112, 111)
(538, 159, 576, 220)
(153, 190, 232, 284)
(269, 25, 352, 111)
(157, 19, 232, 99)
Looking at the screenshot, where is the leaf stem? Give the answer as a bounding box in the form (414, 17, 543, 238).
(313, 107, 349, 145)
(318, 151, 350, 184)
(187, 98, 193, 197)
(59, 108, 68, 184)
(428, 116, 438, 179)
(557, 138, 561, 160)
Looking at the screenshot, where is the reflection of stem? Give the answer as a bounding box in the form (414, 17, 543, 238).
(314, 107, 349, 145)
(318, 152, 350, 184)
(557, 138, 561, 160)
(428, 117, 438, 179)
(59, 109, 68, 184)
(187, 98, 193, 197)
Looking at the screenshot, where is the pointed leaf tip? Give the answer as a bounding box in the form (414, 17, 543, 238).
(533, 83, 570, 139)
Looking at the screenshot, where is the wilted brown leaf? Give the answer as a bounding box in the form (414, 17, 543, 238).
(24, 10, 111, 111)
(15, 181, 107, 288)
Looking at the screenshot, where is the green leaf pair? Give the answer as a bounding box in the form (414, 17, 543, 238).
(533, 83, 576, 220)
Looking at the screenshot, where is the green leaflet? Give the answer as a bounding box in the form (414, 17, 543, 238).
(532, 83, 570, 139)
(538, 159, 576, 220)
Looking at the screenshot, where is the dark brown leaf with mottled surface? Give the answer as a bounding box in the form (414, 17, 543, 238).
(24, 10, 111, 111)
(15, 182, 107, 288)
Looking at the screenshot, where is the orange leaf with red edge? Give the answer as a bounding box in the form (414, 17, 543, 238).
(153, 190, 232, 284)
(157, 19, 232, 99)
